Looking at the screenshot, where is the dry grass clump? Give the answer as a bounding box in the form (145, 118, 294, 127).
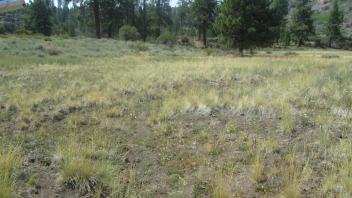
(321, 54, 340, 59)
(250, 138, 279, 185)
(212, 174, 232, 198)
(280, 104, 295, 134)
(57, 143, 97, 194)
(283, 51, 299, 57)
(251, 154, 265, 183)
(193, 167, 233, 198)
(321, 140, 352, 197)
(160, 90, 220, 118)
(128, 42, 150, 52)
(0, 145, 21, 198)
(55, 131, 140, 197)
(281, 152, 312, 198)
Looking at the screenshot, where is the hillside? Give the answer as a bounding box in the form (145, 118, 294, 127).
(0, 9, 23, 33)
(313, 0, 352, 37)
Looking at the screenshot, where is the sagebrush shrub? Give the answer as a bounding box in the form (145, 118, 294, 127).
(119, 25, 140, 41)
(0, 24, 5, 34)
(157, 31, 176, 45)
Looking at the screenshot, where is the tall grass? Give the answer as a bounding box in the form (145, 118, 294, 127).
(0, 145, 21, 198)
(56, 133, 140, 197)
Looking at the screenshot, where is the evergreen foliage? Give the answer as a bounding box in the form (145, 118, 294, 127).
(214, 0, 276, 54)
(25, 0, 53, 36)
(326, 0, 344, 47)
(288, 0, 314, 46)
(191, 0, 217, 46)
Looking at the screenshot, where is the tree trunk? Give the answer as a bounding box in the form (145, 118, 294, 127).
(79, 0, 86, 33)
(328, 37, 332, 48)
(156, 0, 161, 37)
(142, 0, 147, 41)
(238, 43, 244, 56)
(298, 39, 303, 47)
(197, 27, 201, 41)
(108, 23, 113, 38)
(202, 27, 207, 47)
(132, 0, 135, 26)
(249, 48, 254, 55)
(92, 0, 101, 39)
(239, 48, 244, 56)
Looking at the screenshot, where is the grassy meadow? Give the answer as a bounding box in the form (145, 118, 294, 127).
(1, 35, 352, 197)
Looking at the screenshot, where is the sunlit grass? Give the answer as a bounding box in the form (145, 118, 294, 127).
(1, 36, 352, 196)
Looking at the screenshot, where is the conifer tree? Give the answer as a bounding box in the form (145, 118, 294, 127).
(272, 0, 289, 44)
(214, 0, 275, 54)
(288, 0, 314, 46)
(326, 0, 344, 47)
(26, 0, 53, 36)
(192, 0, 217, 47)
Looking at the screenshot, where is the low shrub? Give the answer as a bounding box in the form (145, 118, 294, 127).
(56, 136, 121, 196)
(46, 48, 62, 56)
(177, 36, 190, 45)
(15, 29, 33, 35)
(36, 45, 62, 56)
(119, 25, 140, 41)
(0, 146, 21, 198)
(44, 37, 52, 42)
(283, 51, 299, 56)
(321, 54, 340, 59)
(128, 42, 149, 52)
(62, 158, 99, 194)
(157, 31, 176, 45)
(0, 24, 5, 34)
(204, 48, 220, 56)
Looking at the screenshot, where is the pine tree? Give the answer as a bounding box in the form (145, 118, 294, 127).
(173, 0, 192, 35)
(149, 0, 172, 37)
(142, 0, 148, 41)
(288, 0, 314, 46)
(272, 0, 289, 44)
(100, 0, 118, 38)
(326, 0, 344, 47)
(25, 0, 53, 36)
(191, 0, 217, 47)
(65, 0, 101, 38)
(214, 0, 275, 54)
(92, 0, 101, 38)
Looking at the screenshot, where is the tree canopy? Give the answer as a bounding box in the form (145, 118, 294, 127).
(12, 0, 349, 50)
(214, 0, 276, 54)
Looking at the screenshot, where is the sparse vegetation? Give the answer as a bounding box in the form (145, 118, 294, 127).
(0, 145, 21, 198)
(1, 36, 352, 197)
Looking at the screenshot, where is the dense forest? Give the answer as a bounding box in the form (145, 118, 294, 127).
(1, 0, 351, 52)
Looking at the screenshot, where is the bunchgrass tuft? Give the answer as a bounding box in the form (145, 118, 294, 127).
(0, 145, 21, 198)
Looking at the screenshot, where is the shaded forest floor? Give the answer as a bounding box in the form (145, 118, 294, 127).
(1, 36, 352, 197)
